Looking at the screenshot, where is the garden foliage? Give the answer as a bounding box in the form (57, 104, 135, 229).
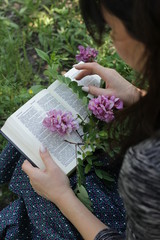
(0, 0, 135, 209)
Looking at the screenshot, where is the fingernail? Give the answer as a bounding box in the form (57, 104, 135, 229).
(82, 86, 89, 93)
(40, 144, 47, 153)
(73, 64, 77, 68)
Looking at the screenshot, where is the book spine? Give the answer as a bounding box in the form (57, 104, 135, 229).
(0, 130, 38, 168)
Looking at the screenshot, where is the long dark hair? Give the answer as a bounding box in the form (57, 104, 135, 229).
(79, 0, 160, 167)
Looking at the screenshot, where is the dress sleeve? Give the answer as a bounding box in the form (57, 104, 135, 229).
(94, 229, 124, 240)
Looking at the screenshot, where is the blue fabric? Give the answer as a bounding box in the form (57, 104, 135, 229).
(0, 143, 126, 239)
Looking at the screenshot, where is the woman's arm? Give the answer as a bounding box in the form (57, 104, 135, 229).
(22, 147, 123, 240)
(56, 188, 107, 240)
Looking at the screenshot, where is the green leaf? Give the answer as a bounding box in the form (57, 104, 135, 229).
(89, 155, 97, 160)
(101, 171, 114, 182)
(78, 90, 86, 99)
(82, 152, 86, 159)
(19, 7, 27, 15)
(93, 161, 103, 167)
(95, 169, 103, 179)
(86, 157, 92, 165)
(77, 151, 82, 155)
(77, 193, 93, 211)
(90, 143, 95, 151)
(77, 164, 84, 176)
(44, 70, 54, 78)
(83, 124, 89, 133)
(64, 77, 71, 85)
(35, 48, 50, 63)
(99, 131, 108, 138)
(77, 158, 84, 166)
(44, 65, 58, 80)
(54, 7, 68, 15)
(74, 185, 93, 211)
(85, 151, 92, 156)
(97, 145, 107, 152)
(82, 96, 89, 105)
(4, 20, 19, 29)
(30, 85, 44, 94)
(69, 81, 78, 92)
(84, 164, 92, 174)
(56, 75, 65, 83)
(78, 185, 89, 198)
(95, 169, 114, 182)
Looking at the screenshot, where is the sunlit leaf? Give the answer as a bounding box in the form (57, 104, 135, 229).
(35, 48, 50, 63)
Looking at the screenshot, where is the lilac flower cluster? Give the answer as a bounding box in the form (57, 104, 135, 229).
(43, 110, 79, 136)
(76, 45, 98, 62)
(88, 95, 123, 123)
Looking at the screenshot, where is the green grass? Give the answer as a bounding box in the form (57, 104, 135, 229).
(0, 0, 135, 209)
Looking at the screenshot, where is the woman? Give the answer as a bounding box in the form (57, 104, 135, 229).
(0, 0, 160, 239)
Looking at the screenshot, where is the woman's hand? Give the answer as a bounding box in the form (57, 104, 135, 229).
(75, 62, 142, 106)
(22, 146, 108, 240)
(22, 146, 73, 205)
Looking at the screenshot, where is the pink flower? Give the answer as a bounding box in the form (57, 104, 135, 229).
(88, 95, 123, 123)
(76, 45, 98, 62)
(43, 110, 79, 136)
(109, 95, 123, 109)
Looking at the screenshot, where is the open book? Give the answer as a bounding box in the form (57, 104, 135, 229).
(1, 65, 100, 175)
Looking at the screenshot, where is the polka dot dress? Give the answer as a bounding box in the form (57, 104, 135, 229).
(0, 143, 126, 239)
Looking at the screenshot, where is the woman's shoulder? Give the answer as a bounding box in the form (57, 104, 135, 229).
(119, 131, 160, 239)
(119, 130, 160, 201)
(124, 131, 160, 172)
(119, 131, 160, 196)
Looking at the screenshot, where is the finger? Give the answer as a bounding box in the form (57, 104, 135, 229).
(39, 145, 58, 170)
(74, 63, 110, 84)
(74, 62, 98, 72)
(75, 69, 91, 80)
(74, 62, 92, 69)
(88, 85, 115, 97)
(22, 160, 39, 177)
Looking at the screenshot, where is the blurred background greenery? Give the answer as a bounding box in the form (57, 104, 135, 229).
(0, 0, 135, 210)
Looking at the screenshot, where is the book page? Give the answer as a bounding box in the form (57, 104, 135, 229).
(47, 67, 101, 119)
(48, 81, 88, 119)
(1, 89, 82, 175)
(64, 63, 101, 88)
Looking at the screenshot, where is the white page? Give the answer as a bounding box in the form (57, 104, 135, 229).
(48, 65, 101, 119)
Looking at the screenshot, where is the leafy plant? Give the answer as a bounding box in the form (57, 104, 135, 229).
(36, 48, 129, 210)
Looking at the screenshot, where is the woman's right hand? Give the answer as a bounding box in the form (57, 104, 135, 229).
(74, 62, 142, 107)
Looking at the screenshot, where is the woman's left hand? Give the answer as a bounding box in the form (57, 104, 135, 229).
(22, 146, 73, 205)
(22, 147, 108, 240)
